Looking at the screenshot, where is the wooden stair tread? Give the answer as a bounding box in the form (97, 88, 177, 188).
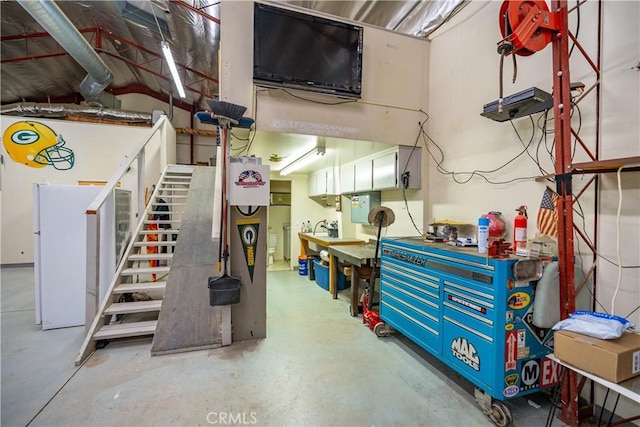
(93, 320, 158, 340)
(121, 266, 170, 275)
(128, 253, 174, 261)
(104, 300, 162, 315)
(139, 230, 179, 234)
(113, 281, 167, 293)
(147, 211, 184, 215)
(134, 241, 177, 247)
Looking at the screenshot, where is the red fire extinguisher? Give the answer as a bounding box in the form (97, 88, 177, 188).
(514, 206, 528, 255)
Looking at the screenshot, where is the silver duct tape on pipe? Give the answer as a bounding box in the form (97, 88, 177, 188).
(0, 103, 152, 123)
(17, 0, 113, 101)
(80, 75, 110, 102)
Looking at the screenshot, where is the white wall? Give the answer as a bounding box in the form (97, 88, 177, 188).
(0, 116, 164, 265)
(219, 0, 431, 262)
(118, 94, 218, 165)
(427, 1, 639, 419)
(344, 188, 424, 243)
(220, 1, 429, 146)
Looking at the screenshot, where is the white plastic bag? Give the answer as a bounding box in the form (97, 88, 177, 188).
(552, 311, 635, 339)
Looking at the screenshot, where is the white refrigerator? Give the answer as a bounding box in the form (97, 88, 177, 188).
(33, 184, 130, 330)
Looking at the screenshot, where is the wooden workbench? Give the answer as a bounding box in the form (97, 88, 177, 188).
(298, 232, 364, 296)
(328, 244, 378, 314)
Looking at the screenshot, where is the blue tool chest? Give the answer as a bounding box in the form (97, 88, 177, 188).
(380, 237, 559, 400)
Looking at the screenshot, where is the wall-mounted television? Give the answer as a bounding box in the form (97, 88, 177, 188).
(253, 3, 364, 99)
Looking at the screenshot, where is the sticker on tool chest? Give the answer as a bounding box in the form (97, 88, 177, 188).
(447, 294, 487, 314)
(505, 331, 517, 371)
(451, 337, 480, 371)
(507, 292, 531, 309)
(518, 347, 530, 359)
(503, 385, 520, 398)
(523, 307, 551, 343)
(543, 335, 554, 351)
(520, 359, 540, 391)
(505, 373, 519, 386)
(540, 358, 560, 387)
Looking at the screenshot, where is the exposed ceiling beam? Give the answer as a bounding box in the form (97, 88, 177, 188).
(1, 27, 218, 101)
(170, 0, 220, 25)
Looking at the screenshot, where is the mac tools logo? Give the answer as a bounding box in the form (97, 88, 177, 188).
(451, 337, 480, 371)
(235, 170, 266, 188)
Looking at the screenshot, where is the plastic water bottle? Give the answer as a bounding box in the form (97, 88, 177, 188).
(478, 217, 489, 254)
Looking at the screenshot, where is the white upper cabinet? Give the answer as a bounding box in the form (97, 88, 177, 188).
(354, 159, 373, 192)
(308, 167, 337, 196)
(339, 146, 421, 194)
(340, 164, 355, 194)
(372, 146, 421, 190)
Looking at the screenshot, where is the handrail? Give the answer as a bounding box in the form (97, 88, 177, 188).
(86, 115, 167, 215)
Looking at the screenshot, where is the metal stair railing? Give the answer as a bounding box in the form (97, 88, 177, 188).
(75, 164, 191, 365)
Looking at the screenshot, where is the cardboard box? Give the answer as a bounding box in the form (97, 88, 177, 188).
(554, 330, 640, 383)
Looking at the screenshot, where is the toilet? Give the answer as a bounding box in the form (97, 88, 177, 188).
(268, 233, 277, 265)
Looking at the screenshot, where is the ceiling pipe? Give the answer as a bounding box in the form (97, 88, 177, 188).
(0, 102, 151, 123)
(17, 0, 113, 103)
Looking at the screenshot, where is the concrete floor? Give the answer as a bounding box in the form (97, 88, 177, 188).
(1, 266, 562, 426)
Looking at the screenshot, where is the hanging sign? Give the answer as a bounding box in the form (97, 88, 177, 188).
(229, 162, 270, 206)
(236, 218, 260, 283)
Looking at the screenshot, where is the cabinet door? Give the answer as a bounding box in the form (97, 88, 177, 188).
(340, 164, 355, 194)
(308, 171, 319, 196)
(315, 170, 327, 195)
(326, 167, 335, 195)
(373, 151, 398, 189)
(354, 160, 373, 192)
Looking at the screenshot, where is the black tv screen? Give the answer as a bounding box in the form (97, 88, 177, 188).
(253, 3, 363, 98)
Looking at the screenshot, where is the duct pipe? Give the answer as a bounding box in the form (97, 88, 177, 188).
(0, 102, 151, 123)
(17, 0, 113, 102)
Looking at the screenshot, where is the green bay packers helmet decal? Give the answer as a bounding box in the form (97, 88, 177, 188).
(2, 121, 75, 170)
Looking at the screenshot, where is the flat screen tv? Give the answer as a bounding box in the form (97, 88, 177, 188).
(253, 3, 363, 99)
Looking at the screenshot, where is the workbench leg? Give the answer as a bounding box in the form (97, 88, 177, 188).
(299, 237, 309, 256)
(329, 254, 337, 298)
(350, 267, 360, 317)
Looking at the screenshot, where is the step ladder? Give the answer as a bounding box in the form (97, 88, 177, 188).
(75, 164, 195, 365)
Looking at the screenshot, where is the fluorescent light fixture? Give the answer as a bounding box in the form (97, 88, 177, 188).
(280, 146, 326, 176)
(161, 41, 186, 99)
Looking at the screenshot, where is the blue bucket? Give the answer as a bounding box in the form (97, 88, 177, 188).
(298, 256, 308, 275)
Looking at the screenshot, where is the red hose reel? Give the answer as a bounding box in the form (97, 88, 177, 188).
(497, 0, 561, 56)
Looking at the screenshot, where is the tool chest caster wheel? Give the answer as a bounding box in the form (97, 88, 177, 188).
(373, 322, 388, 337)
(489, 402, 512, 427)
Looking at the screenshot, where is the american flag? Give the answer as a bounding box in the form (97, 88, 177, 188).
(537, 187, 559, 237)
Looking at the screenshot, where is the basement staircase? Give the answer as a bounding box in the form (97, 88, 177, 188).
(75, 164, 195, 365)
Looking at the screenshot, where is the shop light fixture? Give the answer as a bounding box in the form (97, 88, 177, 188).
(280, 146, 326, 176)
(161, 41, 186, 99)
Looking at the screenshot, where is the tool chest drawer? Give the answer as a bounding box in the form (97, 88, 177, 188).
(442, 281, 495, 339)
(442, 315, 495, 392)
